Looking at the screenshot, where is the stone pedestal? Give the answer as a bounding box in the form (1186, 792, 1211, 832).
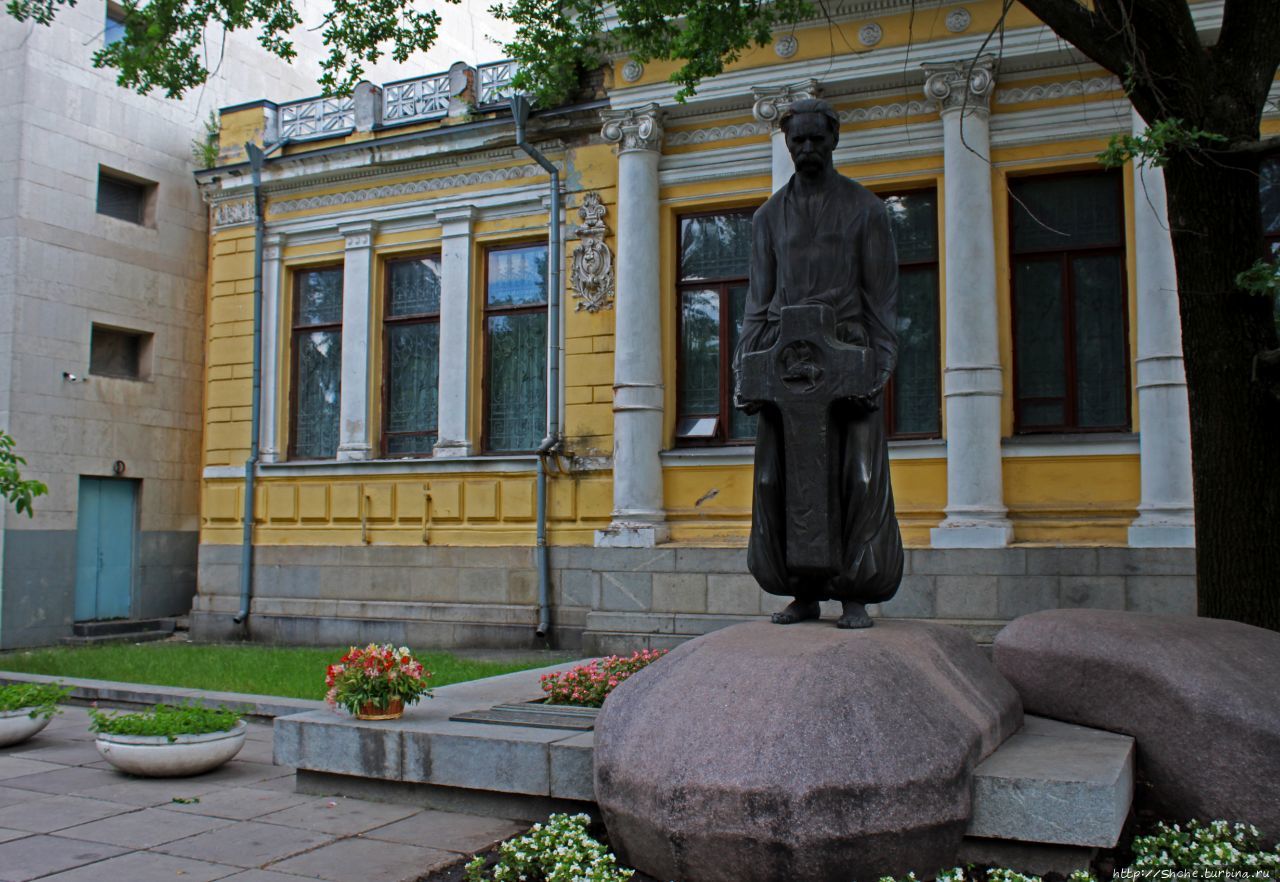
(595, 620, 1023, 882)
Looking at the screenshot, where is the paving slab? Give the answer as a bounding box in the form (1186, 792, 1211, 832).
(0, 766, 123, 795)
(0, 833, 128, 882)
(7, 742, 104, 767)
(0, 794, 135, 833)
(220, 871, 320, 882)
(0, 757, 65, 781)
(35, 850, 241, 882)
(968, 715, 1134, 848)
(165, 785, 311, 820)
(155, 819, 336, 868)
(55, 805, 237, 848)
(194, 760, 296, 787)
(363, 808, 525, 853)
(0, 828, 29, 844)
(265, 835, 460, 881)
(70, 776, 227, 807)
(256, 795, 422, 834)
(0, 786, 40, 810)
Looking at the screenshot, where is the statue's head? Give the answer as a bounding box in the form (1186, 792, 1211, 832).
(781, 98, 839, 176)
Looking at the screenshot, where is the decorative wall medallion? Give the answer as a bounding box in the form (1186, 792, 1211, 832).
(570, 192, 615, 313)
(774, 35, 798, 59)
(858, 23, 883, 47)
(945, 7, 972, 33)
(621, 60, 644, 83)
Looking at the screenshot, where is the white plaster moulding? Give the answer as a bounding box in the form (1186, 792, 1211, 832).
(989, 97, 1132, 149)
(607, 0, 1223, 113)
(203, 455, 538, 480)
(659, 439, 947, 468)
(1001, 436, 1139, 459)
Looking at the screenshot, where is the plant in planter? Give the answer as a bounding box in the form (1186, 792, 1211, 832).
(540, 649, 667, 708)
(89, 703, 246, 777)
(465, 812, 633, 882)
(324, 643, 432, 720)
(0, 682, 70, 747)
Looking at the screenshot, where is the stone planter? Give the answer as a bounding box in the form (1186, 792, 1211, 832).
(95, 721, 247, 777)
(0, 708, 53, 748)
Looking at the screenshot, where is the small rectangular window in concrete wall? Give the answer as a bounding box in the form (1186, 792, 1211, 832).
(104, 1, 126, 45)
(96, 167, 155, 225)
(90, 324, 152, 380)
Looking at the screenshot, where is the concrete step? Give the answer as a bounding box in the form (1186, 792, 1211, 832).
(71, 618, 176, 638)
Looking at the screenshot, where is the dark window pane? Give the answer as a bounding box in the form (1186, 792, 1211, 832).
(1262, 156, 1280, 237)
(89, 326, 144, 379)
(679, 214, 752, 281)
(727, 284, 757, 440)
(487, 246, 547, 308)
(1072, 254, 1128, 428)
(1012, 174, 1121, 252)
(893, 267, 941, 435)
(294, 330, 341, 458)
(297, 269, 343, 326)
(96, 173, 146, 224)
(487, 312, 546, 451)
(883, 192, 938, 263)
(389, 257, 441, 317)
(680, 289, 720, 416)
(1015, 258, 1066, 427)
(385, 322, 439, 454)
(104, 6, 126, 44)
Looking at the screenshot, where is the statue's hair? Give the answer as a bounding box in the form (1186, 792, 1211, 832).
(780, 98, 840, 144)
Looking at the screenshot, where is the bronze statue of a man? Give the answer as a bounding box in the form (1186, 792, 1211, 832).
(733, 98, 904, 629)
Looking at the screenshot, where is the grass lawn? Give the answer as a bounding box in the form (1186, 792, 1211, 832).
(0, 642, 565, 701)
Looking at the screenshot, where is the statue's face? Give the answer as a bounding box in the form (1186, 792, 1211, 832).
(784, 112, 836, 175)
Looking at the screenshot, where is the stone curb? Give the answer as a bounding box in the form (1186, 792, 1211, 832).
(0, 670, 324, 719)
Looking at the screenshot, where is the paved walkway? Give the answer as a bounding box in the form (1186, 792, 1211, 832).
(0, 706, 525, 882)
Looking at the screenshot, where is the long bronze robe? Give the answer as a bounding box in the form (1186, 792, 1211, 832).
(733, 170, 904, 604)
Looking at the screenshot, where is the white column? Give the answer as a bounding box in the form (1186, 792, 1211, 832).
(596, 104, 668, 547)
(259, 231, 284, 464)
(751, 80, 820, 193)
(1128, 108, 1195, 547)
(925, 57, 1013, 548)
(434, 207, 477, 458)
(337, 221, 376, 461)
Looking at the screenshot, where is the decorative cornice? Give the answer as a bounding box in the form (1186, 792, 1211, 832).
(839, 99, 937, 123)
(267, 165, 552, 216)
(569, 192, 615, 313)
(751, 80, 822, 130)
(922, 54, 997, 116)
(600, 103, 664, 153)
(995, 75, 1121, 105)
(213, 199, 255, 229)
(666, 121, 768, 146)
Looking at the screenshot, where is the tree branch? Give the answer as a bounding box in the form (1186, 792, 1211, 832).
(1215, 0, 1280, 113)
(1016, 0, 1133, 79)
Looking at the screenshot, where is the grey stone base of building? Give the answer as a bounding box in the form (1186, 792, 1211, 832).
(192, 543, 1196, 652)
(2, 529, 197, 649)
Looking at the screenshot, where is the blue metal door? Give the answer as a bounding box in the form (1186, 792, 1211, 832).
(74, 477, 137, 621)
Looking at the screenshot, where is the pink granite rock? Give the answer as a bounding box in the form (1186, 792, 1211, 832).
(993, 609, 1280, 839)
(594, 620, 1022, 882)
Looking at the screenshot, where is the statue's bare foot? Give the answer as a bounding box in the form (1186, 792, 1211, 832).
(836, 601, 873, 629)
(771, 600, 821, 624)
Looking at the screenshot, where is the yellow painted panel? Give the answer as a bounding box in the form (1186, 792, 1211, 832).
(430, 480, 463, 521)
(211, 252, 254, 284)
(266, 484, 297, 523)
(365, 484, 394, 522)
(395, 484, 427, 522)
(566, 337, 593, 355)
(467, 480, 499, 521)
(565, 352, 613, 379)
(1005, 455, 1139, 508)
(577, 478, 612, 520)
(564, 386, 592, 405)
(298, 484, 329, 522)
(549, 478, 576, 521)
(503, 479, 535, 521)
(206, 379, 248, 409)
(209, 336, 252, 367)
(205, 485, 240, 522)
(566, 402, 613, 437)
(592, 336, 614, 353)
(665, 466, 754, 515)
(205, 423, 247, 452)
(331, 484, 362, 522)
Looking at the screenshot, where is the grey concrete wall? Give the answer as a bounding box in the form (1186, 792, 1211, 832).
(189, 543, 1197, 654)
(1, 530, 76, 648)
(138, 530, 199, 620)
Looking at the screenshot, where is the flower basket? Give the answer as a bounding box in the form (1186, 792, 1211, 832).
(325, 644, 432, 719)
(356, 698, 404, 720)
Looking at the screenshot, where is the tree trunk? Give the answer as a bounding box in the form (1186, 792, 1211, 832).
(1163, 152, 1280, 631)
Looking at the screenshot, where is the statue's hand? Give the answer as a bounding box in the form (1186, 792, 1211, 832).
(734, 393, 763, 416)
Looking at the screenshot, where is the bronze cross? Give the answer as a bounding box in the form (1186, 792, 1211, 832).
(738, 304, 875, 576)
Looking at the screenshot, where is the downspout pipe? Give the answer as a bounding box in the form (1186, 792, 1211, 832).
(511, 95, 561, 641)
(235, 141, 271, 626)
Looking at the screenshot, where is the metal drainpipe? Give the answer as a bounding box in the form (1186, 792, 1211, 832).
(235, 142, 269, 626)
(511, 95, 561, 641)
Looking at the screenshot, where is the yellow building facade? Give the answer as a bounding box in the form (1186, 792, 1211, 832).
(193, 0, 1250, 651)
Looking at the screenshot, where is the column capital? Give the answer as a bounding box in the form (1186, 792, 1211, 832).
(922, 55, 996, 116)
(601, 103, 664, 154)
(263, 231, 284, 261)
(437, 205, 477, 235)
(751, 79, 822, 130)
(339, 220, 377, 250)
